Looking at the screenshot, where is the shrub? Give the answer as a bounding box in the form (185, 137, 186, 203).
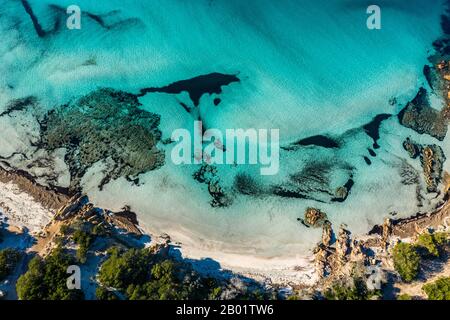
(98, 248, 226, 300)
(0, 248, 21, 280)
(98, 248, 154, 290)
(95, 287, 119, 300)
(92, 224, 108, 237)
(416, 232, 448, 258)
(392, 242, 420, 282)
(73, 230, 94, 263)
(422, 277, 450, 300)
(397, 294, 412, 300)
(324, 277, 372, 300)
(59, 224, 71, 235)
(16, 247, 84, 300)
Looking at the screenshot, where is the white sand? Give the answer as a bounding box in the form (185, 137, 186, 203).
(0, 180, 53, 233)
(144, 223, 319, 286)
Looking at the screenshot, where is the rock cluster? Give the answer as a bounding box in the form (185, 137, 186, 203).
(301, 207, 328, 228)
(402, 138, 421, 159)
(421, 145, 446, 193)
(322, 221, 333, 247)
(336, 226, 351, 265)
(313, 222, 375, 280)
(55, 195, 142, 235)
(334, 186, 348, 202)
(434, 60, 450, 120)
(381, 218, 392, 250)
(402, 138, 446, 193)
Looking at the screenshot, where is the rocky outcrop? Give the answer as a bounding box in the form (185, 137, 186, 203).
(336, 226, 351, 265)
(314, 244, 330, 278)
(300, 208, 329, 228)
(0, 167, 69, 210)
(322, 221, 333, 247)
(421, 145, 445, 193)
(313, 222, 374, 280)
(381, 218, 392, 250)
(430, 60, 450, 120)
(402, 138, 446, 193)
(403, 138, 421, 159)
(350, 239, 366, 263)
(55, 195, 142, 236)
(55, 195, 90, 220)
(334, 186, 348, 202)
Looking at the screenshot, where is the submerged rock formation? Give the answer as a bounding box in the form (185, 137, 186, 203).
(398, 88, 448, 141)
(421, 145, 446, 193)
(403, 138, 421, 159)
(40, 88, 164, 192)
(193, 164, 233, 208)
(402, 138, 446, 194)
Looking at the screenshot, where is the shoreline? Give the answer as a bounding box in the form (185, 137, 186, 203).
(0, 165, 320, 285)
(1, 165, 449, 288)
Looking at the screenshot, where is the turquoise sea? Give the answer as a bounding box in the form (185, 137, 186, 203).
(0, 0, 449, 264)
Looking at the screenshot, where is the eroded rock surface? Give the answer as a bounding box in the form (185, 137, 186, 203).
(300, 207, 329, 228)
(421, 145, 446, 193)
(402, 138, 446, 193)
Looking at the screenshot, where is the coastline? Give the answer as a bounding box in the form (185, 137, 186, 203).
(1, 165, 449, 291)
(0, 166, 320, 286)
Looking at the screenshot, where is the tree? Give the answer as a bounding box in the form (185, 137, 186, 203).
(98, 247, 154, 290)
(416, 232, 448, 258)
(98, 248, 226, 300)
(324, 277, 371, 300)
(16, 248, 84, 300)
(392, 242, 420, 282)
(0, 248, 21, 280)
(423, 277, 450, 300)
(73, 230, 93, 263)
(95, 287, 119, 300)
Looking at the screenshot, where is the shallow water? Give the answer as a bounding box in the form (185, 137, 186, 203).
(0, 0, 449, 262)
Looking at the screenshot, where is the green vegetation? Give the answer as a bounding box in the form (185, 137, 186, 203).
(16, 247, 84, 300)
(98, 247, 221, 300)
(397, 294, 413, 300)
(422, 277, 450, 300)
(60, 220, 97, 263)
(72, 230, 94, 263)
(0, 248, 21, 280)
(59, 224, 71, 236)
(416, 232, 448, 258)
(324, 277, 378, 300)
(92, 223, 108, 237)
(95, 287, 119, 300)
(392, 242, 421, 282)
